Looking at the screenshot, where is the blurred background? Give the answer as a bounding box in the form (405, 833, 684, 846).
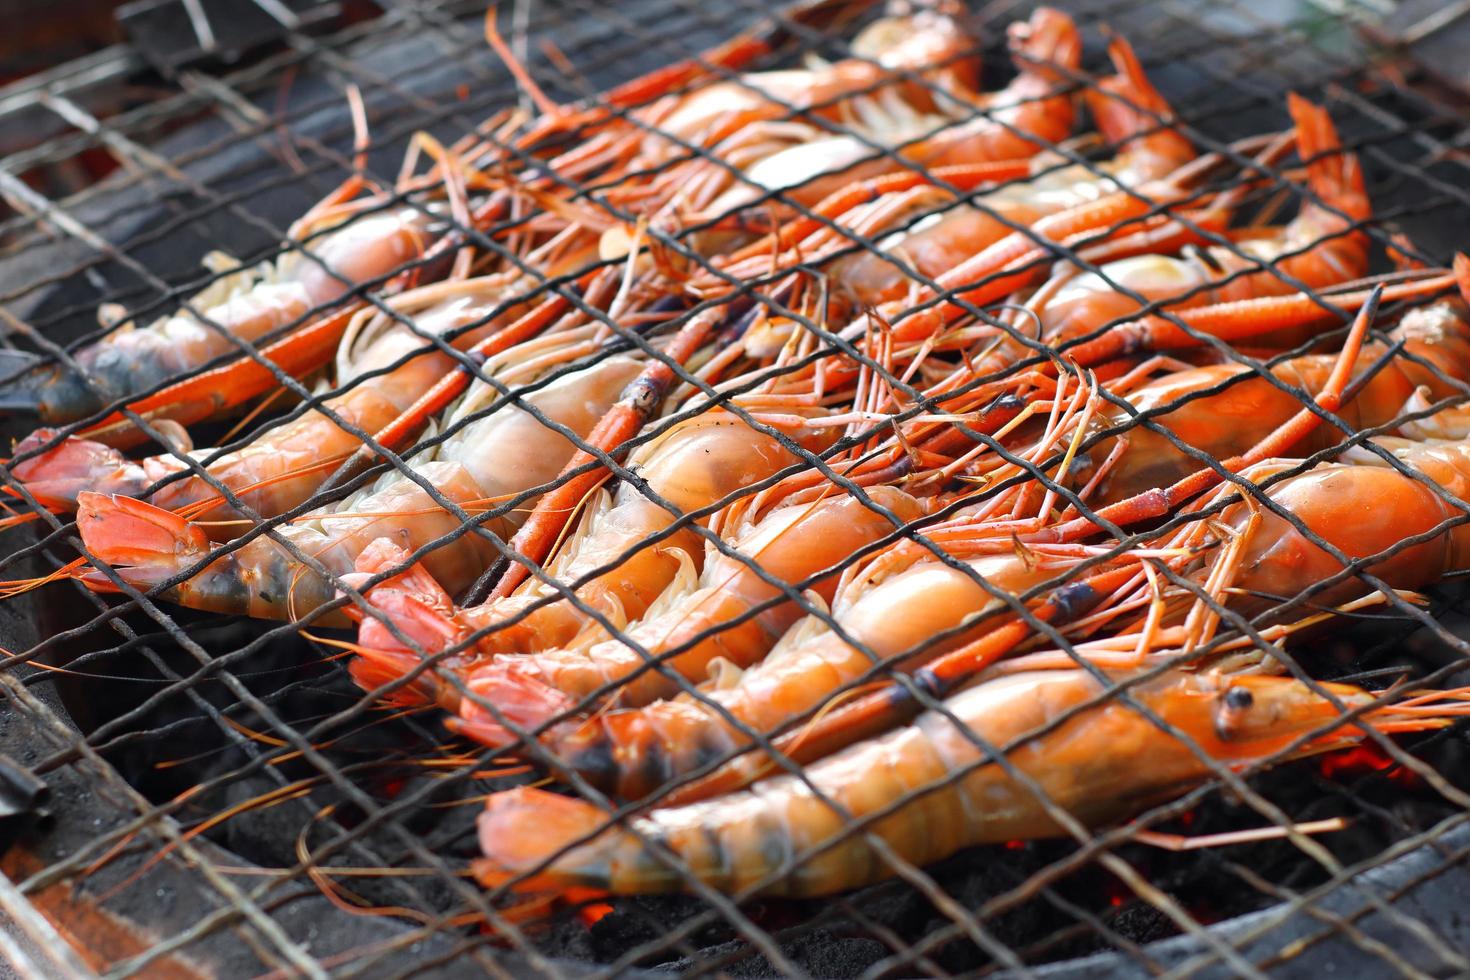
(3, 0, 1468, 223)
(0, 0, 382, 204)
(0, 0, 1465, 205)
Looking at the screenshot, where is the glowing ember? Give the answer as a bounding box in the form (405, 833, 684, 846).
(563, 887, 615, 927)
(1319, 744, 1418, 787)
(579, 902, 615, 927)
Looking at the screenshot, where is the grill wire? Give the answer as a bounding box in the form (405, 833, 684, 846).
(2, 0, 1470, 975)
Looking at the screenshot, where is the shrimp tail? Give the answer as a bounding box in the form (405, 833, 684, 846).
(448, 660, 576, 747)
(473, 787, 618, 893)
(344, 538, 468, 660)
(1087, 34, 1193, 164)
(1007, 7, 1081, 84)
(8, 430, 157, 513)
(347, 645, 446, 708)
(1288, 92, 1368, 223)
(73, 491, 209, 594)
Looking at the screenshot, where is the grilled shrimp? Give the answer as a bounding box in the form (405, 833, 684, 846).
(437, 287, 1442, 797)
(348, 409, 839, 671)
(1028, 95, 1369, 350)
(1081, 294, 1470, 502)
(473, 547, 1061, 799)
(854, 93, 1356, 367)
(3, 206, 432, 425)
(628, 3, 981, 175)
(21, 0, 933, 436)
(684, 295, 1470, 778)
(475, 669, 1464, 897)
(10, 246, 597, 531)
(341, 296, 1039, 705)
(72, 353, 645, 626)
(348, 305, 1117, 723)
(697, 8, 1080, 219)
(1203, 435, 1470, 613)
(403, 485, 927, 722)
(1049, 393, 1470, 652)
(797, 34, 1196, 309)
(23, 1, 916, 432)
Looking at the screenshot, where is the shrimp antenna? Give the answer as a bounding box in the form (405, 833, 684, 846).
(484, 7, 561, 117)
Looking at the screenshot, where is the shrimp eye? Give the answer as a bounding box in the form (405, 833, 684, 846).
(1224, 687, 1254, 711)
(1215, 685, 1257, 741)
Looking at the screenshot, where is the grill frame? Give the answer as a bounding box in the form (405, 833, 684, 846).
(2, 0, 1470, 975)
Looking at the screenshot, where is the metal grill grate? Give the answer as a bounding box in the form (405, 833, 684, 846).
(2, 0, 1470, 976)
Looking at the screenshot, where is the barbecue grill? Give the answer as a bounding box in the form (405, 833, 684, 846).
(3, 0, 1470, 975)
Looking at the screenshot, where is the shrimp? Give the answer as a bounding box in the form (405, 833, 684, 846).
(400, 486, 927, 727)
(474, 669, 1467, 897)
(1078, 293, 1470, 503)
(9, 242, 599, 531)
(33, 1, 876, 439)
(71, 353, 645, 626)
(9, 1, 812, 434)
(711, 31, 1197, 300)
(342, 294, 1044, 699)
(693, 8, 1079, 221)
(462, 3, 986, 265)
(628, 4, 981, 175)
(475, 546, 1064, 800)
(938, 360, 1470, 681)
(1, 204, 433, 425)
(437, 0, 892, 191)
(1198, 436, 1470, 614)
(970, 412, 1470, 676)
(586, 3, 985, 239)
(348, 408, 840, 669)
(900, 8, 1081, 168)
(851, 92, 1355, 353)
(761, 33, 1194, 311)
(440, 293, 1402, 798)
(1208, 94, 1371, 301)
(646, 291, 1470, 787)
(405, 362, 1115, 735)
(1025, 94, 1369, 351)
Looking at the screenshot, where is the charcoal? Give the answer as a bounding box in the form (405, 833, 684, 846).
(1108, 903, 1174, 947)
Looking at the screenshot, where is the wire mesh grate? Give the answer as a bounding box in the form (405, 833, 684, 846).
(1, 0, 1470, 976)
